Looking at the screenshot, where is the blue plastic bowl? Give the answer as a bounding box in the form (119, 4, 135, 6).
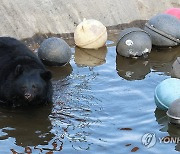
(154, 78, 180, 110)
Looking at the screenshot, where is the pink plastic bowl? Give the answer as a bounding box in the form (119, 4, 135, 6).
(165, 8, 180, 19)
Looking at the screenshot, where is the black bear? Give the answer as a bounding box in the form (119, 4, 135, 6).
(0, 37, 52, 107)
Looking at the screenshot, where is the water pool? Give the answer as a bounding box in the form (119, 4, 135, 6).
(0, 32, 180, 154)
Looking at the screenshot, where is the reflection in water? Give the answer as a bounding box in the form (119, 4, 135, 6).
(0, 105, 53, 147)
(74, 46, 107, 67)
(116, 55, 150, 80)
(168, 123, 180, 151)
(1, 34, 180, 153)
(49, 67, 101, 153)
(149, 47, 180, 75)
(154, 108, 180, 152)
(154, 108, 168, 132)
(116, 46, 180, 81)
(47, 63, 73, 80)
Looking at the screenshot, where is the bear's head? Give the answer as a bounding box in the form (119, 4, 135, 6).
(11, 64, 52, 106)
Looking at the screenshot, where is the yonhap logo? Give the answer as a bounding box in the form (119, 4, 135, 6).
(141, 133, 156, 148)
(141, 133, 180, 148)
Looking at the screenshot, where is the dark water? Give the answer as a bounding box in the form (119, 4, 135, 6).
(0, 35, 180, 153)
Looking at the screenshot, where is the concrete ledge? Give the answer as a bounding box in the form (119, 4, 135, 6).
(0, 0, 179, 39)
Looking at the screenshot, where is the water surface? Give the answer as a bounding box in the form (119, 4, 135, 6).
(0, 33, 180, 153)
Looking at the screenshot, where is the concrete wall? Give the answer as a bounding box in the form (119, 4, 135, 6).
(0, 0, 179, 39)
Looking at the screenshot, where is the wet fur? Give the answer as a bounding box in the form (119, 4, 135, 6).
(0, 37, 52, 107)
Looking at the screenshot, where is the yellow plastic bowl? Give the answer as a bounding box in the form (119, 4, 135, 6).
(74, 19, 107, 49)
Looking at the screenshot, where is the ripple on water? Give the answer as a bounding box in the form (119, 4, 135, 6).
(0, 38, 180, 153)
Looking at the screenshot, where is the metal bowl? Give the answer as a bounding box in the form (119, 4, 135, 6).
(167, 99, 180, 125)
(154, 78, 180, 110)
(38, 37, 72, 66)
(144, 14, 180, 47)
(116, 27, 152, 58)
(171, 57, 180, 79)
(165, 8, 180, 19)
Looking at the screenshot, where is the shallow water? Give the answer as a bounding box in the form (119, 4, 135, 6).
(0, 34, 180, 153)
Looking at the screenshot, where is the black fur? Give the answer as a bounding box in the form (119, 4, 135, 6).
(0, 37, 52, 107)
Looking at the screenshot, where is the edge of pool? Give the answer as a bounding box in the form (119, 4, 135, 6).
(0, 0, 179, 40)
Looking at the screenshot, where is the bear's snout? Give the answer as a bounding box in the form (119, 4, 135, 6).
(24, 93, 33, 101)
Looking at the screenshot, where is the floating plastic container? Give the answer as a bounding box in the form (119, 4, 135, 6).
(38, 37, 72, 66)
(74, 19, 107, 49)
(171, 57, 180, 79)
(165, 8, 180, 19)
(154, 78, 180, 110)
(144, 14, 180, 47)
(116, 27, 152, 58)
(167, 99, 180, 125)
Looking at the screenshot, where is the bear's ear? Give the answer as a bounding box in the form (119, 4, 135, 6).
(40, 70, 52, 81)
(15, 65, 23, 77)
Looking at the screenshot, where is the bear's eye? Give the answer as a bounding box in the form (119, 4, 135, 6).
(21, 86, 27, 91)
(32, 85, 38, 90)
